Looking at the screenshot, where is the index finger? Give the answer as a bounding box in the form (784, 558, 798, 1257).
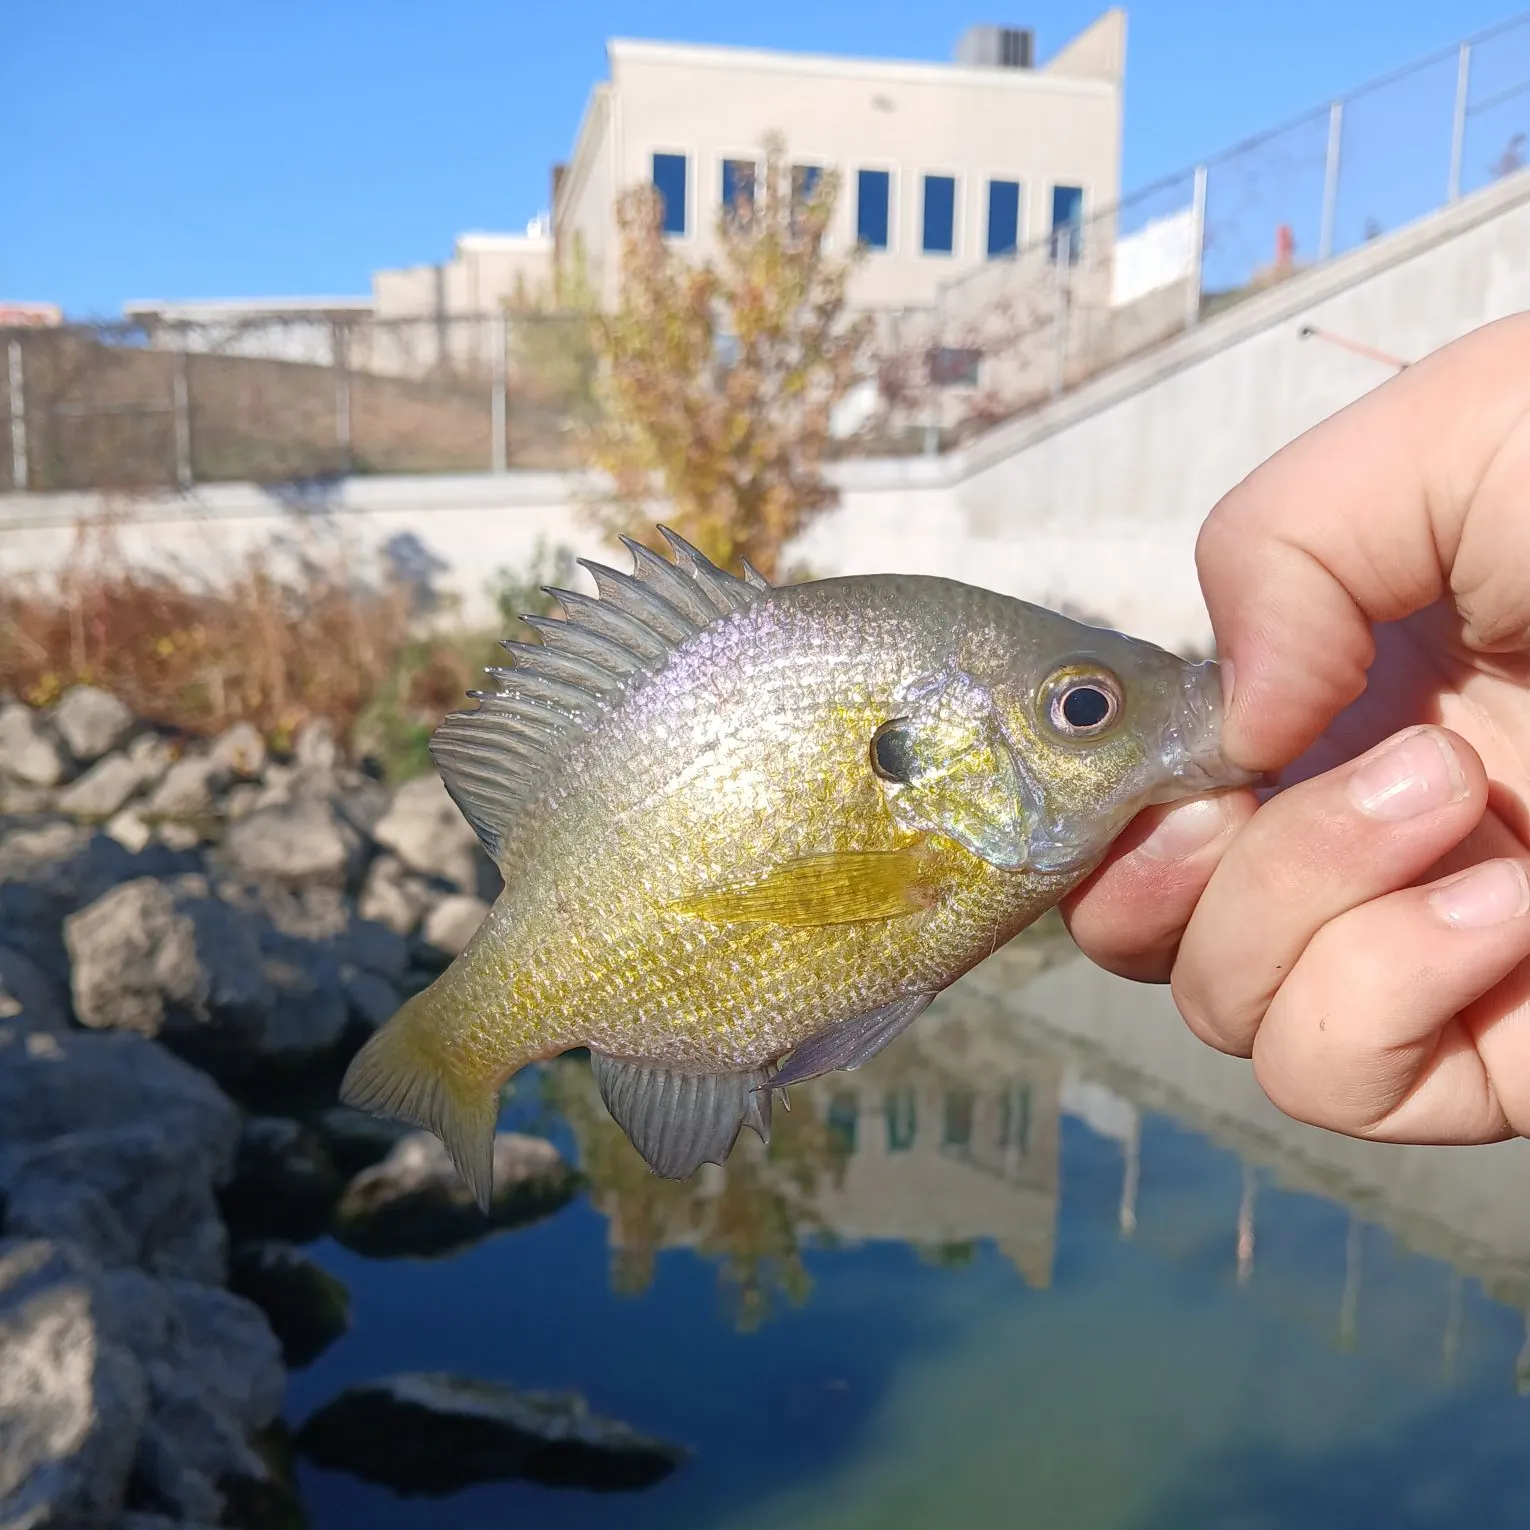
(1197, 312, 1530, 775)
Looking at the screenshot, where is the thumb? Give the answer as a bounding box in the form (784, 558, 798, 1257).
(1195, 312, 1530, 774)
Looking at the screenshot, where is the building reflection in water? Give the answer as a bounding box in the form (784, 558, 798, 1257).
(544, 922, 1530, 1386)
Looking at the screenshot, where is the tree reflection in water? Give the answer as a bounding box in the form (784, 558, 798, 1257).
(542, 1058, 853, 1331)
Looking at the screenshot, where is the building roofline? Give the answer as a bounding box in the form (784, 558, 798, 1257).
(123, 297, 375, 321)
(605, 36, 1116, 96)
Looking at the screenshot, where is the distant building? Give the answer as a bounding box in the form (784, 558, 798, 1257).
(371, 220, 556, 325)
(554, 12, 1126, 309)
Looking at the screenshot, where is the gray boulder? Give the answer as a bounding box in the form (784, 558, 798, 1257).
(0, 1027, 240, 1187)
(142, 755, 229, 821)
(65, 878, 272, 1068)
(91, 1267, 284, 1526)
(334, 1131, 581, 1259)
(0, 1125, 229, 1285)
(53, 687, 136, 764)
(0, 1239, 148, 1530)
(222, 799, 363, 887)
(295, 1371, 686, 1494)
(0, 704, 68, 788)
(371, 774, 480, 891)
(56, 753, 155, 820)
(357, 853, 439, 937)
(422, 894, 490, 958)
(207, 722, 266, 780)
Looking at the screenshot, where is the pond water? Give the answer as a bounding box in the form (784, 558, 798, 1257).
(285, 928, 1530, 1529)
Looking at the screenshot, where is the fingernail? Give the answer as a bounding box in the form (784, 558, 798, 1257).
(1138, 796, 1231, 862)
(1217, 658, 1235, 711)
(1347, 728, 1467, 820)
(1428, 860, 1530, 929)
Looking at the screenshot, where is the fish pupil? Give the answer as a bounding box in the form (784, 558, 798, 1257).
(870, 722, 918, 783)
(1061, 685, 1112, 730)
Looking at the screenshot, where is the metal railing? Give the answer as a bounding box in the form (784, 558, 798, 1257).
(903, 8, 1530, 447)
(3, 10, 1527, 490)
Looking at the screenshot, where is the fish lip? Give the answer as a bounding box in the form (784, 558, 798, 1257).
(1160, 661, 1261, 797)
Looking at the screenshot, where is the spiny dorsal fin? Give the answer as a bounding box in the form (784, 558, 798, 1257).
(430, 528, 765, 864)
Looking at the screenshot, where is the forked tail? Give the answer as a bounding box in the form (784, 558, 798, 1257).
(339, 985, 507, 1213)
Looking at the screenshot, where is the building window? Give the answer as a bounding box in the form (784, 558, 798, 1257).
(987, 178, 1022, 258)
(998, 1085, 1033, 1155)
(942, 1090, 975, 1149)
(856, 168, 891, 251)
(1050, 183, 1084, 264)
(827, 1091, 858, 1151)
(652, 152, 688, 237)
(922, 174, 956, 255)
(885, 1087, 917, 1151)
(790, 164, 824, 236)
(721, 157, 757, 226)
(792, 163, 823, 205)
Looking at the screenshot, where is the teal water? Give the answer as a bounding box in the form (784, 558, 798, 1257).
(285, 938, 1530, 1529)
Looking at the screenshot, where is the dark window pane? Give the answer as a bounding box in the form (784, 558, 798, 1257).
(857, 168, 891, 250)
(652, 152, 688, 236)
(922, 174, 956, 254)
(827, 1091, 858, 1151)
(721, 157, 756, 225)
(792, 163, 823, 204)
(885, 1086, 917, 1151)
(1050, 183, 1084, 264)
(942, 1089, 975, 1148)
(987, 178, 1021, 257)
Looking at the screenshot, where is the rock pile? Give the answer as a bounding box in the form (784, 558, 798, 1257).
(0, 687, 662, 1525)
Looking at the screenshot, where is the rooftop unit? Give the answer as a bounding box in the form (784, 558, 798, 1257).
(955, 24, 1036, 69)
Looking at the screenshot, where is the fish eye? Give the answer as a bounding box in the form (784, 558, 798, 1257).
(1043, 669, 1123, 740)
(870, 718, 919, 783)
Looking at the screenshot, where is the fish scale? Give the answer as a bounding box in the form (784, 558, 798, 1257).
(342, 530, 1253, 1207)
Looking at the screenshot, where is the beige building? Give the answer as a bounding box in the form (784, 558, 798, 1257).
(371, 222, 555, 324)
(554, 12, 1126, 309)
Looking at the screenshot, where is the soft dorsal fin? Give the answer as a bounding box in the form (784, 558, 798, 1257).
(430, 528, 769, 863)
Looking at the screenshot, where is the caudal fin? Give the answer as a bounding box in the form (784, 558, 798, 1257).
(339, 990, 502, 1213)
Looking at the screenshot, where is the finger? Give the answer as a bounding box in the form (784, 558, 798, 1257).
(1195, 312, 1530, 773)
(1171, 725, 1488, 1057)
(1250, 858, 1530, 1142)
(1062, 789, 1257, 983)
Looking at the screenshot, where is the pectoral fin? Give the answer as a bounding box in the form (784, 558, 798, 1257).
(671, 848, 936, 928)
(765, 992, 936, 1090)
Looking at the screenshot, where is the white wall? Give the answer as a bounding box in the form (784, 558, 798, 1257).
(5, 169, 1527, 659)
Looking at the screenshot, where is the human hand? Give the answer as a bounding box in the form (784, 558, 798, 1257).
(1062, 313, 1530, 1143)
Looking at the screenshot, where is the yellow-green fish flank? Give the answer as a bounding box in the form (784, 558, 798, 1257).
(342, 530, 1253, 1206)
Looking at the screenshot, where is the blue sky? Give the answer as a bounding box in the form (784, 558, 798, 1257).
(6, 1, 1524, 316)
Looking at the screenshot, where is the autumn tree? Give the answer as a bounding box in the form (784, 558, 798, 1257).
(579, 133, 872, 581)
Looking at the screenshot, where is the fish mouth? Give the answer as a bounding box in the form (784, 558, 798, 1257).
(1150, 661, 1262, 801)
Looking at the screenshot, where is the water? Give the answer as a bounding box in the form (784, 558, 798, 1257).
(285, 932, 1530, 1528)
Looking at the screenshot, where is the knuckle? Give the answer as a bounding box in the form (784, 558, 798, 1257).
(1170, 967, 1257, 1058)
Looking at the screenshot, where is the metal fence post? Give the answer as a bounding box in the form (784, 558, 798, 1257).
(6, 338, 26, 491)
(334, 321, 352, 473)
(1448, 42, 1473, 203)
(1318, 99, 1344, 262)
(1185, 164, 1208, 331)
(491, 311, 508, 473)
(172, 341, 193, 489)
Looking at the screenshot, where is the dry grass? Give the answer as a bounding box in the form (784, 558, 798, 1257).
(0, 510, 497, 775)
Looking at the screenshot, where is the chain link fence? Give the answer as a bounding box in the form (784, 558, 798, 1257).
(0, 310, 597, 492)
(4, 13, 1528, 489)
(909, 10, 1530, 446)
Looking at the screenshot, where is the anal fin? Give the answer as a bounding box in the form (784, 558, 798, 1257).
(766, 993, 936, 1090)
(588, 1053, 776, 1178)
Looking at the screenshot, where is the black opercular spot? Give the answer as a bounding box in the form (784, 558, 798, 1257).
(870, 721, 918, 783)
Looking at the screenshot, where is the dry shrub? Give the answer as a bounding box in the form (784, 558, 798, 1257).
(0, 507, 487, 770)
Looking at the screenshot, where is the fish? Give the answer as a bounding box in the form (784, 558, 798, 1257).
(341, 529, 1253, 1208)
